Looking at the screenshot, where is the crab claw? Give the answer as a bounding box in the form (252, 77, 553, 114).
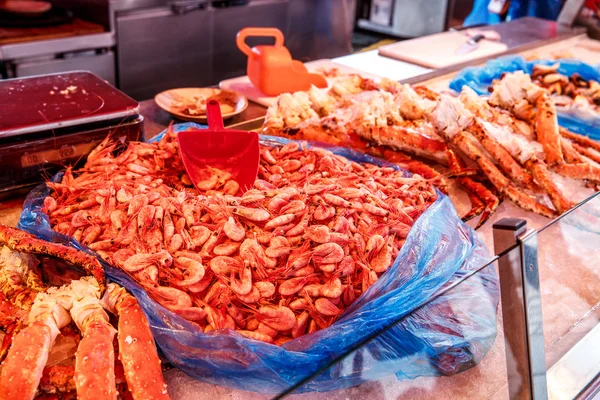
(102, 283, 170, 400)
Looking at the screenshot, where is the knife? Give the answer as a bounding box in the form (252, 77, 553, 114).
(455, 34, 485, 56)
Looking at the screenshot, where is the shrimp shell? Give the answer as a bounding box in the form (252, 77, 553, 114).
(255, 305, 295, 331)
(233, 206, 271, 222)
(223, 217, 245, 242)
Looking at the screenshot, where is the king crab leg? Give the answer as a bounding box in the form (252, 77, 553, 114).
(430, 93, 558, 218)
(0, 245, 47, 364)
(524, 159, 574, 213)
(535, 92, 565, 165)
(0, 292, 71, 400)
(560, 128, 600, 153)
(450, 132, 557, 218)
(535, 95, 600, 182)
(571, 143, 600, 164)
(462, 191, 485, 223)
(65, 278, 118, 400)
(0, 277, 119, 400)
(0, 227, 168, 398)
(446, 148, 500, 228)
(101, 283, 169, 400)
(352, 125, 448, 164)
(466, 119, 535, 188)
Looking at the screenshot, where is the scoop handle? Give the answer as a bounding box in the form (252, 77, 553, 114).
(207, 99, 224, 131)
(236, 27, 285, 56)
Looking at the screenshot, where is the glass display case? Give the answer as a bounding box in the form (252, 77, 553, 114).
(263, 193, 600, 400)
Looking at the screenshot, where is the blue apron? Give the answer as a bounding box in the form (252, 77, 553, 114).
(464, 0, 563, 26)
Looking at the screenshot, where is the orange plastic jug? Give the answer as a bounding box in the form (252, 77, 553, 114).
(236, 27, 328, 96)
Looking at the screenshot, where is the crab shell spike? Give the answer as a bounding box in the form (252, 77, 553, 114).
(102, 283, 170, 400)
(0, 224, 106, 293)
(0, 292, 72, 400)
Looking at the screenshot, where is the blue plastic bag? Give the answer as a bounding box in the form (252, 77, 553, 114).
(449, 55, 600, 140)
(18, 125, 499, 393)
(464, 0, 562, 26)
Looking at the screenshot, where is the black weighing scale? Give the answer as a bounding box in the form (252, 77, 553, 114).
(0, 71, 143, 198)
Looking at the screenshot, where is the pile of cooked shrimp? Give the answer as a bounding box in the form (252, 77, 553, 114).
(42, 127, 437, 344)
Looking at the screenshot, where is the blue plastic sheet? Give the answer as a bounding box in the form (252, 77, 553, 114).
(464, 0, 562, 26)
(18, 125, 499, 393)
(449, 55, 600, 140)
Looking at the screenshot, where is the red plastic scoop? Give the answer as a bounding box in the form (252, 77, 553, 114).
(177, 99, 259, 194)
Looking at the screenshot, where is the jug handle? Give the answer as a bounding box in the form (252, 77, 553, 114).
(236, 27, 285, 57)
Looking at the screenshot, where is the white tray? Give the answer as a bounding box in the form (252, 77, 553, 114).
(219, 59, 382, 107)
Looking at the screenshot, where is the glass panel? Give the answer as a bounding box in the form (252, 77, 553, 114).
(537, 192, 600, 398)
(272, 248, 520, 400)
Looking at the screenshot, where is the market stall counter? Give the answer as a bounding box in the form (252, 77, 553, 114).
(0, 21, 599, 400)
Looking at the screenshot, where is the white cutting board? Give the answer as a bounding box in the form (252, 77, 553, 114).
(378, 31, 509, 69)
(219, 59, 382, 108)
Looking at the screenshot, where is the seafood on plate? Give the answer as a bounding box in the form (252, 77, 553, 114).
(42, 127, 439, 344)
(262, 72, 500, 227)
(0, 225, 169, 400)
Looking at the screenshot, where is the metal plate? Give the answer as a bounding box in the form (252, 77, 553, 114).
(0, 70, 138, 138)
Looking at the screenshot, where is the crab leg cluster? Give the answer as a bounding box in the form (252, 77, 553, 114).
(482, 72, 600, 213)
(0, 276, 169, 400)
(0, 225, 169, 399)
(262, 71, 501, 227)
(262, 68, 600, 222)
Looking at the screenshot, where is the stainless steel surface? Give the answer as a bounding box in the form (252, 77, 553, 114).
(0, 33, 114, 61)
(489, 17, 582, 48)
(357, 0, 474, 37)
(369, 0, 393, 26)
(285, 0, 355, 61)
(519, 230, 548, 400)
(557, 0, 586, 28)
(115, 6, 213, 99)
(493, 218, 548, 400)
(358, 0, 450, 37)
(0, 0, 114, 80)
(401, 17, 585, 85)
(0, 0, 355, 99)
(455, 37, 479, 55)
(114, 0, 355, 99)
(547, 324, 600, 399)
(12, 51, 116, 85)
